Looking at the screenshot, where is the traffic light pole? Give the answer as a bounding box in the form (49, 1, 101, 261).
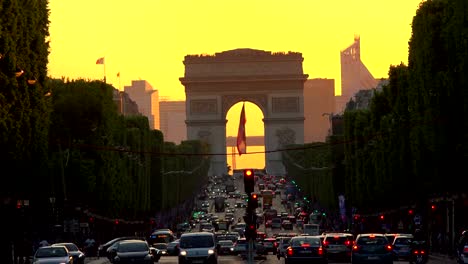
(247, 238, 254, 264)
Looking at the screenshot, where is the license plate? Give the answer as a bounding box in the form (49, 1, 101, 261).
(192, 260, 204, 264)
(301, 250, 312, 253)
(368, 256, 379, 260)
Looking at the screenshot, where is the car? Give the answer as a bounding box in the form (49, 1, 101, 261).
(52, 242, 86, 264)
(271, 218, 282, 229)
(283, 235, 327, 264)
(152, 243, 168, 256)
(262, 238, 278, 254)
(106, 239, 158, 264)
(282, 220, 293, 230)
(98, 236, 145, 258)
(33, 245, 74, 264)
(322, 232, 353, 262)
(391, 235, 412, 260)
(276, 236, 292, 259)
(217, 240, 235, 255)
(178, 232, 218, 264)
(166, 239, 180, 256)
(351, 233, 393, 264)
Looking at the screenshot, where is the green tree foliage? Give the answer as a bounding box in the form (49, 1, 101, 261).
(282, 143, 336, 209)
(340, 0, 468, 211)
(0, 0, 51, 199)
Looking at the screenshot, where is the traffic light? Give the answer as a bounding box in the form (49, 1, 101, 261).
(243, 169, 255, 194)
(245, 222, 257, 240)
(248, 193, 258, 211)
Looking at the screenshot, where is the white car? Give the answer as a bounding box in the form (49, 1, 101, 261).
(33, 245, 73, 264)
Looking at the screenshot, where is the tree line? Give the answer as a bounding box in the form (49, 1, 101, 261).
(283, 0, 468, 216)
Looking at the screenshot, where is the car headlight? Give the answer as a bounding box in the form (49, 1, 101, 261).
(180, 250, 187, 256)
(208, 249, 215, 255)
(230, 248, 234, 251)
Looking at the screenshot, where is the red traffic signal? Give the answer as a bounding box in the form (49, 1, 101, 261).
(379, 215, 384, 220)
(114, 219, 119, 225)
(408, 209, 414, 215)
(243, 169, 255, 194)
(248, 193, 259, 210)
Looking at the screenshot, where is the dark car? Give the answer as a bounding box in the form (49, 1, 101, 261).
(351, 233, 393, 264)
(107, 239, 158, 264)
(217, 240, 235, 255)
(284, 235, 327, 264)
(391, 235, 412, 260)
(262, 238, 278, 254)
(98, 236, 145, 258)
(52, 242, 86, 264)
(322, 232, 353, 262)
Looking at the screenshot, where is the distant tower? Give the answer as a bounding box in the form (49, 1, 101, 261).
(124, 80, 159, 129)
(335, 35, 378, 113)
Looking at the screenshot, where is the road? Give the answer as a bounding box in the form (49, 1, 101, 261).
(86, 175, 457, 264)
(86, 253, 456, 264)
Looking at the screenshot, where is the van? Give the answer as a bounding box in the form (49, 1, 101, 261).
(303, 224, 320, 235)
(178, 232, 218, 264)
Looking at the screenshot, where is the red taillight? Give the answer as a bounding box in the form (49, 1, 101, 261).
(322, 240, 328, 247)
(386, 245, 393, 251)
(463, 246, 468, 253)
(352, 245, 359, 252)
(318, 246, 323, 255)
(274, 242, 278, 247)
(287, 247, 293, 256)
(345, 240, 351, 246)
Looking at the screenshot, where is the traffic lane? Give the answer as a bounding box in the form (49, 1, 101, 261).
(125, 253, 457, 264)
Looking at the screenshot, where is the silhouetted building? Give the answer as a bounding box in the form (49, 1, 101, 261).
(304, 78, 335, 143)
(124, 80, 160, 129)
(336, 35, 379, 113)
(159, 100, 186, 144)
(112, 89, 140, 115)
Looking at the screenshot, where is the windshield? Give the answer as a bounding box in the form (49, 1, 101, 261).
(291, 237, 321, 246)
(180, 235, 214, 248)
(119, 242, 149, 252)
(35, 247, 67, 258)
(149, 232, 174, 244)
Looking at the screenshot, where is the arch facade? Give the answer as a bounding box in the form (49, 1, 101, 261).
(180, 49, 308, 176)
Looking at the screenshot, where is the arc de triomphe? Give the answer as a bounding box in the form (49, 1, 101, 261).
(179, 48, 308, 176)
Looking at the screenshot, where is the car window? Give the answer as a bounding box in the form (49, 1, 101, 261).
(180, 235, 215, 248)
(119, 242, 149, 252)
(357, 236, 387, 245)
(394, 237, 411, 245)
(36, 247, 67, 258)
(291, 237, 320, 246)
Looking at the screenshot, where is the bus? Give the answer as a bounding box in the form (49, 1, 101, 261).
(261, 189, 274, 209)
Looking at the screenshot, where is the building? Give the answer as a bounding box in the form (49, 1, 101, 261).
(303, 78, 335, 143)
(112, 89, 140, 115)
(159, 100, 187, 144)
(124, 80, 159, 129)
(335, 35, 379, 113)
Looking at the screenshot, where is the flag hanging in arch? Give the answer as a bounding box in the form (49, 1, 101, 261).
(237, 103, 247, 155)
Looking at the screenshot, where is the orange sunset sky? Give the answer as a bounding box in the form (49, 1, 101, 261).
(47, 0, 424, 169)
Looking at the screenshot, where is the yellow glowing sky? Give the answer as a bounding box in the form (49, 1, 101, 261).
(48, 0, 423, 99)
(47, 0, 424, 170)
